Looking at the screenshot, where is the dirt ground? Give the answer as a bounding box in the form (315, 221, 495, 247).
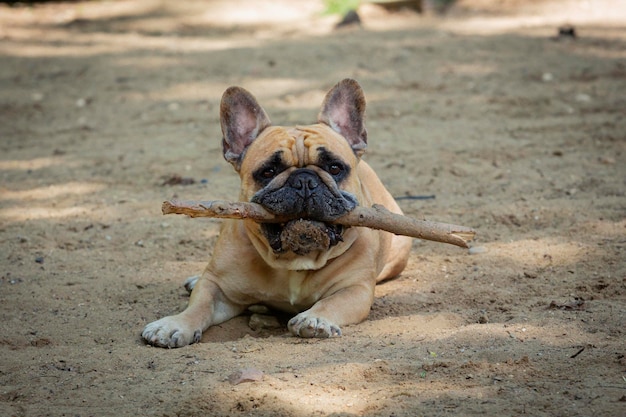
(1, 0, 625, 416)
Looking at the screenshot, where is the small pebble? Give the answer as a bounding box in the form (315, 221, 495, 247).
(478, 311, 489, 324)
(558, 25, 576, 39)
(598, 156, 615, 165)
(575, 93, 591, 103)
(335, 10, 361, 28)
(249, 313, 281, 331)
(228, 368, 264, 385)
(468, 246, 487, 255)
(35, 256, 44, 264)
(542, 72, 553, 82)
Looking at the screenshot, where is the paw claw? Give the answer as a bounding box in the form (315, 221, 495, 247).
(142, 316, 201, 348)
(288, 314, 342, 338)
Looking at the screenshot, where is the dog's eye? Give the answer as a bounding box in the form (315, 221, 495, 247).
(262, 168, 276, 179)
(253, 152, 287, 186)
(328, 164, 343, 176)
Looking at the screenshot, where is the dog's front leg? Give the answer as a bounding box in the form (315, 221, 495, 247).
(142, 276, 245, 348)
(288, 282, 374, 338)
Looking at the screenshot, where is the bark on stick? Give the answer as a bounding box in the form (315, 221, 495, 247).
(162, 200, 476, 248)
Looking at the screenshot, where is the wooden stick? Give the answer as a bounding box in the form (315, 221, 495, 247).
(162, 200, 476, 248)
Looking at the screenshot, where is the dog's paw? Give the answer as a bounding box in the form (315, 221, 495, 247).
(288, 314, 342, 338)
(183, 275, 200, 294)
(142, 316, 202, 348)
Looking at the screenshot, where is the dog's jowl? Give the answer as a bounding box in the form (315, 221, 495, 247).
(142, 79, 412, 348)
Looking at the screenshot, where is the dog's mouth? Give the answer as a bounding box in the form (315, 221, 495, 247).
(262, 220, 345, 255)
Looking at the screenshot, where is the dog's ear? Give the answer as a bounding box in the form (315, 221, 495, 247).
(318, 78, 367, 156)
(220, 86, 271, 168)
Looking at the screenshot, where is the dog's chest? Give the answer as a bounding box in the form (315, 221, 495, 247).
(260, 269, 319, 311)
(286, 270, 309, 305)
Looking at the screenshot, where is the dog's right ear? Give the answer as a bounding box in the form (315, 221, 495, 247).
(220, 86, 271, 168)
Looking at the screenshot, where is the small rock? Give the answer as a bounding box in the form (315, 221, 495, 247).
(575, 93, 591, 103)
(542, 72, 553, 82)
(468, 246, 487, 255)
(34, 256, 44, 264)
(168, 102, 180, 111)
(335, 10, 361, 28)
(228, 368, 264, 385)
(598, 156, 615, 165)
(32, 92, 45, 102)
(161, 174, 195, 186)
(478, 311, 489, 324)
(548, 298, 586, 311)
(558, 25, 576, 39)
(249, 313, 281, 331)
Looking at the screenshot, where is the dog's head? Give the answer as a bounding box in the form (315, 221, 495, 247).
(219, 79, 369, 268)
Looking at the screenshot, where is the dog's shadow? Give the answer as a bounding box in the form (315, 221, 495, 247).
(198, 294, 420, 343)
(201, 310, 292, 343)
(188, 275, 425, 343)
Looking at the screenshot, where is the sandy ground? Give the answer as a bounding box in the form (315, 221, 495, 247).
(1, 0, 625, 416)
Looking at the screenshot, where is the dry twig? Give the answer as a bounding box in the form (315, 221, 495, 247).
(162, 200, 476, 248)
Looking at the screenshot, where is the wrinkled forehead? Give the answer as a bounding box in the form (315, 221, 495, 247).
(241, 124, 357, 170)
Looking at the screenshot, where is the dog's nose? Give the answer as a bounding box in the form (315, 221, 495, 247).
(289, 170, 319, 193)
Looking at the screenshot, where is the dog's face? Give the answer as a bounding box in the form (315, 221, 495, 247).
(219, 79, 369, 268)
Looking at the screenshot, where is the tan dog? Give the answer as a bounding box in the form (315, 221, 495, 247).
(142, 79, 412, 347)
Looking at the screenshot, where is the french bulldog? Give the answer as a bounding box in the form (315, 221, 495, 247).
(142, 79, 412, 347)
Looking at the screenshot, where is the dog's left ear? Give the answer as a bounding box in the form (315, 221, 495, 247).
(318, 79, 368, 156)
(220, 86, 271, 168)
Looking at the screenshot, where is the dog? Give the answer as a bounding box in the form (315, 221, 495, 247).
(142, 79, 412, 347)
